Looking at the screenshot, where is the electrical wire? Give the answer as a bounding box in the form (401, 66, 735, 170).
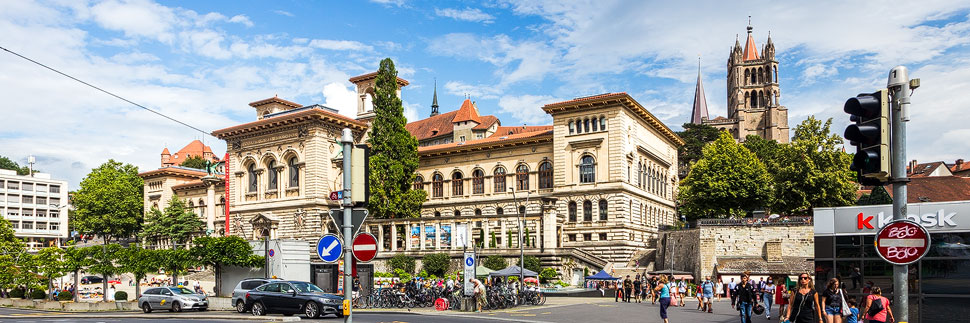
(0, 45, 213, 137)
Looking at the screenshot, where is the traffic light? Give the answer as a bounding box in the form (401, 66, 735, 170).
(844, 89, 890, 185)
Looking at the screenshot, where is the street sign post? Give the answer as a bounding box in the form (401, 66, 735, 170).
(875, 220, 930, 265)
(329, 209, 368, 237)
(316, 234, 343, 263)
(351, 232, 378, 262)
(463, 252, 475, 296)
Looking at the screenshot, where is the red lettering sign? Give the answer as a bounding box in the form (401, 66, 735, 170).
(875, 220, 930, 265)
(857, 212, 874, 229)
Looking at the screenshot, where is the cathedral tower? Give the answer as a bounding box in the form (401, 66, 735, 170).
(724, 18, 789, 143)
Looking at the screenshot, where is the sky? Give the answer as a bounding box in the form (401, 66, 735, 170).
(2, 0, 970, 188)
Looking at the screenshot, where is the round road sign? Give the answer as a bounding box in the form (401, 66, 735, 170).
(352, 232, 378, 262)
(316, 234, 342, 263)
(875, 219, 931, 265)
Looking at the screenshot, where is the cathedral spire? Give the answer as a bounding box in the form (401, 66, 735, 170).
(430, 78, 439, 117)
(743, 16, 760, 61)
(690, 57, 709, 124)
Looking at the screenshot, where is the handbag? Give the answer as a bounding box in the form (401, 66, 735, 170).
(839, 289, 851, 316)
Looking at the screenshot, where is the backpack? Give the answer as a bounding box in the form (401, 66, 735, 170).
(867, 297, 884, 317)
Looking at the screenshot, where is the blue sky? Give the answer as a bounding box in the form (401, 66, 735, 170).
(2, 0, 970, 187)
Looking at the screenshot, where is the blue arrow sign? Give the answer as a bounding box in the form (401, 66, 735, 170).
(465, 256, 474, 267)
(317, 234, 342, 263)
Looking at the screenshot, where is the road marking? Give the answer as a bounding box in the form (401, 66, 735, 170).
(541, 312, 552, 314)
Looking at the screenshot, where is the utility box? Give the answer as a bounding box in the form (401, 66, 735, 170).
(218, 239, 310, 296)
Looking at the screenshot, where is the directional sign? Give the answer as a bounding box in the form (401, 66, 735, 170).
(463, 252, 475, 296)
(316, 234, 342, 263)
(352, 232, 378, 262)
(875, 219, 931, 265)
(329, 208, 368, 237)
(329, 191, 343, 201)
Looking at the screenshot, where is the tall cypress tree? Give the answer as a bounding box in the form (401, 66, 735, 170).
(367, 58, 427, 219)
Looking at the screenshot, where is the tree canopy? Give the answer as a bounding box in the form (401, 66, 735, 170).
(0, 155, 37, 175)
(858, 185, 893, 205)
(179, 155, 209, 170)
(141, 195, 206, 247)
(72, 160, 143, 242)
(0, 217, 26, 291)
(678, 132, 774, 219)
(367, 58, 426, 219)
(677, 123, 722, 167)
(191, 236, 263, 296)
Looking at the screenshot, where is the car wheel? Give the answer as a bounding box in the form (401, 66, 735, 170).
(304, 301, 320, 319)
(141, 302, 152, 313)
(251, 302, 266, 316)
(235, 300, 247, 313)
(172, 301, 182, 312)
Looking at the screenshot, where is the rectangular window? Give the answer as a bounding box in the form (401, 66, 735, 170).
(23, 210, 33, 217)
(22, 183, 33, 191)
(7, 211, 18, 217)
(7, 182, 19, 189)
(22, 222, 33, 230)
(472, 176, 484, 194)
(568, 234, 576, 242)
(49, 185, 60, 193)
(599, 233, 607, 241)
(49, 223, 59, 231)
(50, 211, 59, 218)
(11, 222, 18, 229)
(22, 196, 32, 204)
(8, 195, 18, 203)
(35, 184, 46, 192)
(36, 197, 46, 205)
(50, 198, 60, 205)
(583, 233, 592, 241)
(460, 136, 465, 142)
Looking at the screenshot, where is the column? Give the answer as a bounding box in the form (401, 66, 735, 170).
(202, 176, 221, 234)
(483, 221, 490, 249)
(420, 222, 426, 250)
(378, 225, 384, 252)
(451, 221, 457, 250)
(391, 224, 398, 251)
(500, 220, 507, 249)
(434, 222, 441, 250)
(404, 221, 411, 251)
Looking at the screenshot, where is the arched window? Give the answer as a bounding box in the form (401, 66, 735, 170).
(266, 160, 277, 191)
(516, 165, 529, 191)
(583, 118, 590, 133)
(434, 211, 441, 217)
(288, 157, 300, 188)
(592, 118, 598, 131)
(744, 91, 750, 107)
(744, 69, 750, 85)
(599, 200, 608, 221)
(494, 167, 507, 193)
(583, 200, 592, 222)
(519, 205, 526, 216)
(432, 173, 443, 198)
(472, 169, 485, 194)
(751, 69, 757, 84)
(453, 210, 460, 217)
(538, 162, 553, 189)
(475, 208, 482, 216)
(569, 121, 575, 134)
(568, 201, 577, 222)
(638, 162, 644, 188)
(600, 117, 606, 130)
(452, 172, 463, 196)
(413, 175, 424, 191)
(496, 207, 504, 216)
(774, 66, 778, 83)
(758, 67, 764, 83)
(579, 156, 595, 183)
(247, 163, 258, 192)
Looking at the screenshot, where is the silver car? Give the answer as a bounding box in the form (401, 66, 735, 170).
(139, 286, 209, 313)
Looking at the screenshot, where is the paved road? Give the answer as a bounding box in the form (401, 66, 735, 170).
(461, 297, 781, 323)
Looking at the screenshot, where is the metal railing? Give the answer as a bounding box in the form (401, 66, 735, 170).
(696, 216, 812, 227)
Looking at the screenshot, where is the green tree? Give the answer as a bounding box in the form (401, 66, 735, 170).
(13, 252, 40, 297)
(141, 195, 206, 247)
(522, 255, 541, 274)
(743, 135, 781, 170)
(539, 268, 558, 283)
(62, 245, 93, 301)
(116, 244, 160, 300)
(858, 185, 893, 205)
(35, 247, 66, 296)
(367, 58, 427, 219)
(86, 244, 122, 302)
(677, 123, 722, 168)
(489, 231, 497, 248)
(191, 236, 263, 296)
(422, 253, 451, 277)
(769, 117, 856, 215)
(0, 155, 35, 175)
(388, 254, 416, 275)
(179, 155, 208, 170)
(523, 227, 531, 248)
(0, 217, 26, 295)
(157, 248, 197, 286)
(72, 160, 143, 243)
(679, 132, 773, 219)
(484, 256, 507, 270)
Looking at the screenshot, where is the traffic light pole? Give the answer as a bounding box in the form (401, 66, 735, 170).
(341, 128, 354, 323)
(888, 66, 911, 323)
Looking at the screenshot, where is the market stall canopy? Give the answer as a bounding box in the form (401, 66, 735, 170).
(488, 265, 538, 277)
(585, 270, 619, 280)
(476, 265, 495, 276)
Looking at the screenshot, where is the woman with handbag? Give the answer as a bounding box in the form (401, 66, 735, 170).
(654, 275, 672, 323)
(820, 277, 848, 323)
(784, 273, 823, 323)
(861, 287, 894, 323)
(777, 280, 790, 322)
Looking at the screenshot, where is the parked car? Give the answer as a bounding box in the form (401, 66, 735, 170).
(244, 280, 343, 318)
(138, 286, 209, 313)
(80, 275, 104, 284)
(232, 278, 282, 313)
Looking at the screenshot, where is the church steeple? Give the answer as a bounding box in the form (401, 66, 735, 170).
(430, 78, 439, 117)
(690, 57, 709, 124)
(742, 16, 760, 61)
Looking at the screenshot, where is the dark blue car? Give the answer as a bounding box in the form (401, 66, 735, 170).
(244, 280, 343, 318)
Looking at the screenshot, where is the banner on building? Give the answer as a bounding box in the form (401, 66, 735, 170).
(440, 225, 451, 247)
(224, 153, 230, 236)
(454, 223, 468, 248)
(424, 225, 435, 247)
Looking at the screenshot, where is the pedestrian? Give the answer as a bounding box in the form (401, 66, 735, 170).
(777, 279, 790, 322)
(614, 282, 621, 302)
(764, 277, 775, 319)
(716, 277, 724, 302)
(654, 275, 672, 323)
(677, 279, 687, 307)
(633, 275, 643, 303)
(784, 273, 822, 323)
(846, 297, 860, 323)
(107, 285, 116, 301)
(470, 278, 485, 312)
(850, 267, 862, 291)
(861, 286, 893, 323)
(821, 277, 847, 323)
(735, 271, 759, 323)
(651, 277, 659, 304)
(623, 275, 633, 302)
(701, 276, 715, 313)
(696, 283, 704, 310)
(729, 278, 738, 306)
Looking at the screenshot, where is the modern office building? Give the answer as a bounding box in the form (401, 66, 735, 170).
(0, 169, 70, 250)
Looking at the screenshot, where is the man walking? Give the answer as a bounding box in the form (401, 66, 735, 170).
(623, 275, 633, 302)
(728, 278, 738, 306)
(735, 273, 758, 323)
(701, 276, 715, 313)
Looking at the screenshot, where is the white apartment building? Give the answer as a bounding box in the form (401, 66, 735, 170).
(0, 169, 69, 250)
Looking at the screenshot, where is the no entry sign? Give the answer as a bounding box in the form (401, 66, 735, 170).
(875, 219, 931, 265)
(352, 232, 378, 262)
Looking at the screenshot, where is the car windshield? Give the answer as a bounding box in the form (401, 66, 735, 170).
(169, 287, 195, 295)
(291, 282, 325, 293)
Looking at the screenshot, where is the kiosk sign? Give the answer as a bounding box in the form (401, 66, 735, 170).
(875, 220, 931, 265)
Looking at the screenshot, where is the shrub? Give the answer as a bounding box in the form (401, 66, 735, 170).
(422, 253, 451, 277)
(483, 255, 507, 270)
(489, 232, 497, 248)
(9, 288, 25, 299)
(57, 291, 73, 301)
(29, 289, 45, 300)
(523, 256, 541, 274)
(114, 291, 128, 301)
(388, 254, 416, 275)
(539, 268, 558, 283)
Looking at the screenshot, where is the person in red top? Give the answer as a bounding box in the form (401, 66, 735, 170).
(775, 280, 789, 322)
(861, 286, 894, 323)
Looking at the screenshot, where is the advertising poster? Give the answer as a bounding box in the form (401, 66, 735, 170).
(425, 225, 436, 247)
(441, 225, 452, 247)
(410, 225, 421, 247)
(454, 223, 468, 248)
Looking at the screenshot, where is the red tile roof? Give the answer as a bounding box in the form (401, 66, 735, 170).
(348, 72, 410, 86)
(743, 33, 760, 61)
(406, 110, 460, 141)
(452, 99, 482, 123)
(213, 104, 367, 138)
(887, 176, 970, 203)
(950, 159, 970, 176)
(907, 161, 948, 178)
(161, 148, 170, 155)
(164, 140, 220, 166)
(249, 96, 301, 109)
(472, 115, 499, 130)
(418, 129, 553, 154)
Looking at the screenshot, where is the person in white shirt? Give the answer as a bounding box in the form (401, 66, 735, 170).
(107, 285, 116, 301)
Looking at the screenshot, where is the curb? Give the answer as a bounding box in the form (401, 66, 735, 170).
(0, 313, 301, 321)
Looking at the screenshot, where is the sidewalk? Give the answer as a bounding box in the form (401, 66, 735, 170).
(0, 310, 299, 321)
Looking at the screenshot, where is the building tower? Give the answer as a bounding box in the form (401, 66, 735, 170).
(690, 58, 709, 124)
(725, 18, 789, 143)
(430, 79, 439, 117)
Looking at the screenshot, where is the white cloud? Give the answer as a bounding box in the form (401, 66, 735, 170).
(497, 94, 558, 125)
(322, 82, 359, 118)
(309, 39, 374, 51)
(402, 101, 420, 123)
(90, 0, 177, 43)
(428, 33, 557, 86)
(444, 81, 501, 100)
(435, 7, 495, 24)
(272, 10, 294, 17)
(228, 15, 254, 27)
(801, 63, 839, 85)
(370, 0, 406, 7)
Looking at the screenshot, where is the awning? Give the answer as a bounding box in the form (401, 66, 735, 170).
(585, 270, 619, 280)
(488, 265, 539, 277)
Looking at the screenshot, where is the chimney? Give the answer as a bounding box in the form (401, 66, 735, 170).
(957, 159, 965, 165)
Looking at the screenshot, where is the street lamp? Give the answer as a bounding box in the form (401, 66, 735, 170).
(509, 187, 530, 299)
